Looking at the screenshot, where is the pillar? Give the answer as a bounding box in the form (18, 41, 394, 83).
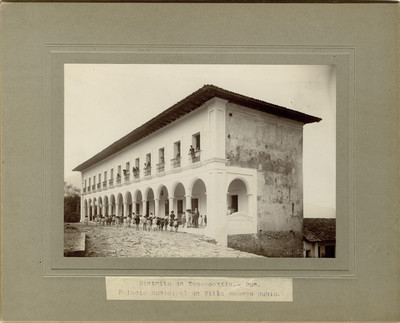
(124, 202, 129, 216)
(185, 195, 192, 211)
(142, 200, 147, 216)
(155, 199, 160, 217)
(206, 170, 228, 245)
(168, 197, 174, 213)
(80, 196, 85, 222)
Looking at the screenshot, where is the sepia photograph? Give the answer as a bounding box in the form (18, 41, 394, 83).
(64, 64, 336, 258)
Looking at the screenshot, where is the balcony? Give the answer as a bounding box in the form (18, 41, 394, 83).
(189, 150, 201, 163)
(156, 162, 165, 173)
(92, 184, 95, 190)
(97, 183, 101, 189)
(124, 173, 130, 182)
(171, 157, 181, 168)
(88, 186, 91, 192)
(116, 176, 122, 184)
(103, 181, 107, 188)
(83, 188, 86, 193)
(144, 166, 151, 176)
(133, 170, 140, 179)
(109, 179, 114, 186)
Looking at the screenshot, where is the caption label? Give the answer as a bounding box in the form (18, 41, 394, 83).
(106, 276, 292, 302)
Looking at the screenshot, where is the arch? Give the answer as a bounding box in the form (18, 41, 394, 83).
(190, 178, 207, 217)
(133, 189, 143, 215)
(116, 193, 124, 217)
(109, 194, 116, 216)
(146, 188, 155, 216)
(227, 178, 249, 215)
(157, 184, 170, 217)
(188, 177, 208, 196)
(103, 195, 109, 216)
(155, 183, 169, 199)
(124, 191, 133, 216)
(98, 196, 103, 216)
(224, 176, 251, 195)
(172, 182, 186, 219)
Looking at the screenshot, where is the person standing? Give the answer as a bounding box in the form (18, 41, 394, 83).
(193, 208, 199, 228)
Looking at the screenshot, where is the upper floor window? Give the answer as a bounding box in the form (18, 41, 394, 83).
(190, 133, 201, 163)
(192, 132, 201, 151)
(172, 141, 181, 168)
(117, 165, 122, 183)
(133, 158, 140, 178)
(145, 154, 151, 176)
(158, 148, 165, 172)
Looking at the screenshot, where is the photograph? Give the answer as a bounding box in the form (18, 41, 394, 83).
(64, 64, 336, 258)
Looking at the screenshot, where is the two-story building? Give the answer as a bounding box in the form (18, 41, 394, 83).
(73, 85, 321, 252)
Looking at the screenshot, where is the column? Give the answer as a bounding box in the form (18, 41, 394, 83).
(142, 200, 147, 216)
(132, 199, 136, 215)
(80, 196, 85, 222)
(108, 203, 112, 216)
(102, 204, 106, 216)
(206, 171, 228, 245)
(116, 203, 120, 217)
(185, 195, 192, 211)
(124, 202, 129, 216)
(155, 199, 160, 217)
(168, 197, 174, 213)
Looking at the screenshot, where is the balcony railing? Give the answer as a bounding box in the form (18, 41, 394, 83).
(88, 186, 91, 192)
(189, 150, 201, 163)
(171, 157, 181, 168)
(156, 162, 165, 173)
(103, 181, 107, 188)
(144, 166, 151, 176)
(92, 184, 95, 190)
(97, 183, 101, 189)
(133, 170, 140, 179)
(116, 176, 121, 184)
(109, 179, 114, 186)
(83, 188, 86, 193)
(124, 173, 130, 182)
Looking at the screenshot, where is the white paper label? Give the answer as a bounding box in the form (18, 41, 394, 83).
(106, 276, 292, 302)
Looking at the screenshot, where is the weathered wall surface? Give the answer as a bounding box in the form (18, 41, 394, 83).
(225, 103, 304, 233)
(228, 232, 304, 258)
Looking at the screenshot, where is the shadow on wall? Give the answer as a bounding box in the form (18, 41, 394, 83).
(228, 231, 303, 258)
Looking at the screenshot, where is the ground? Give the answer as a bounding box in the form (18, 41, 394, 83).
(64, 223, 264, 258)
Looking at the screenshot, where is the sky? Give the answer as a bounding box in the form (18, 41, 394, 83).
(65, 64, 336, 218)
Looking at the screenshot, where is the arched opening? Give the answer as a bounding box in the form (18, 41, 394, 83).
(134, 190, 142, 215)
(191, 179, 207, 215)
(98, 197, 103, 216)
(109, 194, 116, 216)
(158, 185, 169, 217)
(93, 198, 98, 218)
(173, 182, 185, 219)
(88, 199, 92, 220)
(125, 191, 133, 216)
(103, 196, 109, 216)
(116, 193, 123, 217)
(145, 188, 155, 216)
(84, 199, 88, 218)
(227, 178, 249, 215)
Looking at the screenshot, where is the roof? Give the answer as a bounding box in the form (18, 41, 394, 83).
(73, 84, 322, 172)
(303, 218, 336, 242)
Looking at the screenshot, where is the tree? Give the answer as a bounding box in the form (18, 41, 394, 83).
(64, 182, 80, 222)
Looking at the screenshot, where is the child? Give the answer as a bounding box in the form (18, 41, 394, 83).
(174, 218, 179, 232)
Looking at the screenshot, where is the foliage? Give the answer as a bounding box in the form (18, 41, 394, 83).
(64, 182, 80, 223)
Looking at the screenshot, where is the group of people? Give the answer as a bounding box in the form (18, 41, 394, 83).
(91, 208, 207, 233)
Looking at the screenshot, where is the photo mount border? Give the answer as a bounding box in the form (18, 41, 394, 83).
(45, 45, 355, 277)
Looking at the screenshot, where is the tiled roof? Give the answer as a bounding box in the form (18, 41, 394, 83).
(303, 218, 336, 242)
(73, 84, 322, 172)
